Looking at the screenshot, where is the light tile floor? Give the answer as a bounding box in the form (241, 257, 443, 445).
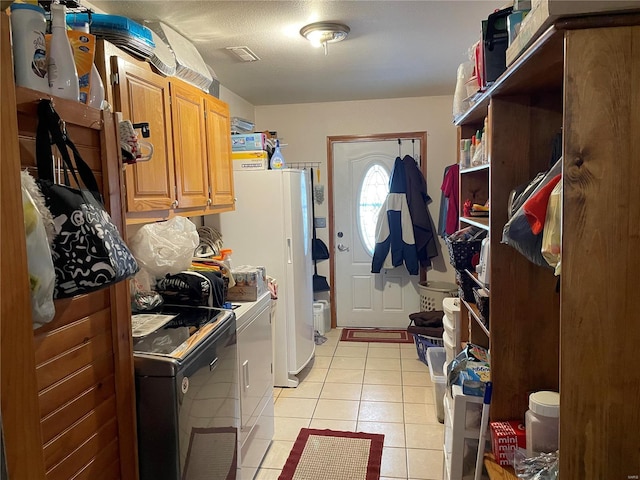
(255, 328, 444, 480)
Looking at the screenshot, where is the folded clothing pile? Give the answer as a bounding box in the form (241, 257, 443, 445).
(407, 309, 444, 339)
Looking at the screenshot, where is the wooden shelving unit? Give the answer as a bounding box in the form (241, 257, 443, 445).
(454, 14, 640, 480)
(459, 216, 489, 230)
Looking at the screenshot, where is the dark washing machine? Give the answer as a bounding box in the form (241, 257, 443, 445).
(132, 306, 239, 480)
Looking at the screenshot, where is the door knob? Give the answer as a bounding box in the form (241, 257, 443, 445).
(337, 243, 350, 252)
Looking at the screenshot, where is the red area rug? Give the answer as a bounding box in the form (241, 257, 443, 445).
(279, 428, 384, 480)
(340, 328, 414, 344)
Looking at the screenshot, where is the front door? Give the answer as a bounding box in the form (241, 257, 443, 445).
(331, 135, 425, 328)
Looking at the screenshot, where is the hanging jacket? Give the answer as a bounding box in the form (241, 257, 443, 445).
(401, 155, 438, 268)
(371, 157, 419, 275)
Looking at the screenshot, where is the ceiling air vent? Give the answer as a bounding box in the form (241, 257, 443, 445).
(225, 46, 260, 62)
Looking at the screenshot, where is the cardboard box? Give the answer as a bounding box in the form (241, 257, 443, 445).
(232, 159, 268, 171)
(506, 0, 640, 66)
(490, 421, 527, 466)
(232, 150, 268, 170)
(232, 133, 267, 152)
(232, 150, 268, 160)
(226, 266, 267, 301)
(226, 285, 260, 301)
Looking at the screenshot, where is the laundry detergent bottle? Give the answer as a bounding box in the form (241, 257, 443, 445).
(270, 140, 285, 169)
(9, 2, 50, 93)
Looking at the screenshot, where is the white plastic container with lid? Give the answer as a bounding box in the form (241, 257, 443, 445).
(9, 2, 49, 93)
(48, 3, 80, 101)
(525, 391, 560, 457)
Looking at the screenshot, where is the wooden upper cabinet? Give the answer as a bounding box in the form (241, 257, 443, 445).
(98, 41, 234, 219)
(169, 80, 210, 209)
(111, 56, 176, 212)
(205, 96, 234, 209)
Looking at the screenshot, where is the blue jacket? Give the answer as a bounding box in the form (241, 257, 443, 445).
(371, 157, 419, 275)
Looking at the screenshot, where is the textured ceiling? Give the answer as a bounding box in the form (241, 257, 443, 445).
(87, 0, 505, 105)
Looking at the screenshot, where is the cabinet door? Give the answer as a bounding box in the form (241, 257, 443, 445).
(205, 96, 235, 209)
(169, 81, 209, 209)
(112, 57, 176, 212)
(237, 304, 272, 442)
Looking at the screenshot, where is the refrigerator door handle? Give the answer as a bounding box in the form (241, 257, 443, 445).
(287, 238, 292, 264)
(242, 360, 250, 389)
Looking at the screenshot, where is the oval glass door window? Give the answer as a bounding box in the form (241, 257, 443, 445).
(358, 163, 390, 255)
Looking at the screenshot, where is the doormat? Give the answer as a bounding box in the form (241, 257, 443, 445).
(279, 428, 384, 480)
(340, 328, 414, 344)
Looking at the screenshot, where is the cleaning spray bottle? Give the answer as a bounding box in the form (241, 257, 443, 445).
(270, 140, 285, 169)
(48, 2, 79, 101)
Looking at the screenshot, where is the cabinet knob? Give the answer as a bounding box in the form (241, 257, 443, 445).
(171, 200, 178, 208)
(207, 198, 212, 206)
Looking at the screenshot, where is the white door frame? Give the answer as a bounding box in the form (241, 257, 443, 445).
(326, 132, 428, 328)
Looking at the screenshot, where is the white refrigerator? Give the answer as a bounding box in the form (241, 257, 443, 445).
(211, 169, 315, 387)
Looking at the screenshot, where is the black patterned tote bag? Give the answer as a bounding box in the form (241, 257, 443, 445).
(35, 100, 139, 298)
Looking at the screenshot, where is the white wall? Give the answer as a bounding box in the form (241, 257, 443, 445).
(220, 85, 255, 124)
(254, 95, 458, 284)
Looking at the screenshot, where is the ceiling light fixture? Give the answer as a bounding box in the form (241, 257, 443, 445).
(300, 22, 350, 55)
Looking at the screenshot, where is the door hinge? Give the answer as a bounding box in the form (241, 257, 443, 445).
(110, 73, 119, 85)
(270, 363, 273, 374)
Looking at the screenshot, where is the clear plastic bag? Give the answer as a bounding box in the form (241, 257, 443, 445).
(502, 159, 562, 267)
(21, 172, 56, 328)
(129, 216, 199, 279)
(541, 181, 562, 275)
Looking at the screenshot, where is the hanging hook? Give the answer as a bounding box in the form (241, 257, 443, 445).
(398, 138, 401, 157)
(412, 139, 415, 159)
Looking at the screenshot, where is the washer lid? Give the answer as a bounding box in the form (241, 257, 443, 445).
(132, 306, 232, 360)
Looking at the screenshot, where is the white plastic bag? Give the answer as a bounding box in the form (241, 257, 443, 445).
(453, 61, 474, 120)
(21, 173, 56, 328)
(129, 217, 199, 279)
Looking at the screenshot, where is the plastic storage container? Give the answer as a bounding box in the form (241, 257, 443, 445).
(9, 3, 49, 93)
(443, 384, 485, 480)
(427, 347, 447, 423)
(313, 300, 330, 335)
(418, 281, 458, 312)
(525, 391, 560, 457)
(443, 329, 457, 365)
(442, 297, 461, 363)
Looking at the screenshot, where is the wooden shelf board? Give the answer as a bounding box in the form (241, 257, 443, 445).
(462, 299, 490, 337)
(484, 453, 518, 480)
(460, 163, 490, 174)
(464, 269, 489, 295)
(460, 216, 489, 230)
(455, 25, 564, 125)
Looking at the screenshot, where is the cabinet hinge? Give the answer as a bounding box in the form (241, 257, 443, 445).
(204, 111, 207, 119)
(110, 73, 119, 85)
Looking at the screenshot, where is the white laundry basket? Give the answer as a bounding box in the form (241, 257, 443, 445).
(418, 281, 458, 311)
